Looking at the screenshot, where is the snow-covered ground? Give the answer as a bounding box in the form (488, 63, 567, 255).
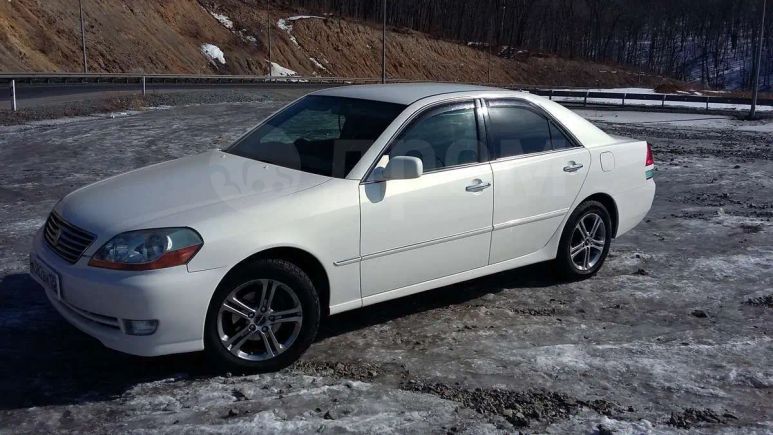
(576, 109, 773, 133)
(270, 62, 298, 77)
(200, 43, 226, 65)
(626, 36, 770, 91)
(0, 101, 771, 433)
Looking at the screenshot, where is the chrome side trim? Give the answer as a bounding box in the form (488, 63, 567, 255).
(489, 147, 581, 164)
(493, 208, 569, 231)
(360, 160, 490, 185)
(334, 226, 491, 266)
(333, 257, 361, 266)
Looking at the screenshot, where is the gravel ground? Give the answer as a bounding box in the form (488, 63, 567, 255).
(0, 97, 771, 434)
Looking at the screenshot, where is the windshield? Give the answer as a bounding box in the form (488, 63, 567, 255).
(227, 95, 406, 178)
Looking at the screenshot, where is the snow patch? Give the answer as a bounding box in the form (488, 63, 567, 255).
(280, 15, 323, 27)
(309, 57, 328, 72)
(200, 43, 226, 64)
(579, 87, 656, 94)
(207, 8, 259, 46)
(277, 15, 323, 47)
(209, 12, 233, 29)
(270, 62, 298, 77)
(574, 109, 773, 131)
(689, 251, 773, 281)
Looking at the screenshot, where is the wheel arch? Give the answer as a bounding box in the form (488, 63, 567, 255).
(218, 247, 331, 317)
(578, 192, 619, 237)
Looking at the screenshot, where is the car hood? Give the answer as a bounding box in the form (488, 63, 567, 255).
(56, 149, 331, 236)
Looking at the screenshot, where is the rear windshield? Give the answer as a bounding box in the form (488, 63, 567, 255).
(227, 95, 406, 178)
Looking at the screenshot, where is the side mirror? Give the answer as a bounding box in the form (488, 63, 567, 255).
(382, 156, 423, 180)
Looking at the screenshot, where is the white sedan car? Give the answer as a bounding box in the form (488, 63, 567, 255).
(30, 83, 655, 371)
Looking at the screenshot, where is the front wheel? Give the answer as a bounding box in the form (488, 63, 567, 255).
(555, 201, 612, 279)
(204, 259, 320, 373)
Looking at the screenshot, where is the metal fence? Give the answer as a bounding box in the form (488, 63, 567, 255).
(2, 72, 772, 112)
(0, 73, 379, 91)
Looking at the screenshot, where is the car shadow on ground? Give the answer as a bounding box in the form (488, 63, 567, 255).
(316, 262, 559, 341)
(0, 262, 559, 411)
(0, 273, 211, 411)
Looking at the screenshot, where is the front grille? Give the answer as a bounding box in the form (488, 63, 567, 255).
(44, 212, 96, 264)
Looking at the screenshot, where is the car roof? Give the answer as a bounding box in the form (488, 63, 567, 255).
(310, 82, 502, 105)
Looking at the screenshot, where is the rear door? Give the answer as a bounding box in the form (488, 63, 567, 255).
(483, 99, 591, 263)
(359, 100, 494, 297)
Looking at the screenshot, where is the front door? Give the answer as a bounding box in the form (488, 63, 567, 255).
(359, 101, 494, 297)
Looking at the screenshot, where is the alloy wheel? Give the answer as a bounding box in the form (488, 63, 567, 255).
(569, 212, 607, 271)
(217, 279, 303, 361)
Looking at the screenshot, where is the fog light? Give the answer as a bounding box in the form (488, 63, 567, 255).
(122, 319, 159, 336)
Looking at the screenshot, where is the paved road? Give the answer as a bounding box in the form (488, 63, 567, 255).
(0, 82, 337, 109)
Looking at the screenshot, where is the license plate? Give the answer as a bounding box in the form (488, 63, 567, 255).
(30, 255, 62, 300)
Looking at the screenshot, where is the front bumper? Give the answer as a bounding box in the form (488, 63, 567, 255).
(31, 229, 226, 357)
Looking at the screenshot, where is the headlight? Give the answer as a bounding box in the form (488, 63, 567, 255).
(88, 228, 203, 271)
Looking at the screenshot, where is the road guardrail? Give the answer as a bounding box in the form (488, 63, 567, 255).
(2, 72, 771, 112)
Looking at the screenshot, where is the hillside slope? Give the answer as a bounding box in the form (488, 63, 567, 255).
(0, 0, 675, 88)
(0, 0, 263, 74)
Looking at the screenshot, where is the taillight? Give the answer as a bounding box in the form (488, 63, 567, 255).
(645, 142, 655, 179)
(645, 142, 654, 166)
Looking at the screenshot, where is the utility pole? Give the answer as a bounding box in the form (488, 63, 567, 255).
(486, 9, 496, 83)
(750, 0, 767, 119)
(10, 80, 16, 111)
(498, 4, 505, 84)
(79, 0, 87, 73)
(382, 0, 387, 84)
(487, 18, 492, 83)
(266, 3, 272, 77)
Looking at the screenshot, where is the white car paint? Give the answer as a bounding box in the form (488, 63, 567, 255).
(30, 83, 655, 357)
(488, 145, 591, 263)
(359, 164, 495, 296)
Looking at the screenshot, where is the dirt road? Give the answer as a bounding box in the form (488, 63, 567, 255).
(0, 102, 770, 433)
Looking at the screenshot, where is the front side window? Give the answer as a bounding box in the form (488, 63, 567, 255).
(387, 102, 479, 172)
(228, 96, 405, 178)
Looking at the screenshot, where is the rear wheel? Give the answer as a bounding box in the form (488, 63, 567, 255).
(555, 201, 612, 279)
(204, 259, 320, 373)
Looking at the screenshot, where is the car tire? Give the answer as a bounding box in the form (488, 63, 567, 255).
(204, 258, 320, 373)
(555, 200, 612, 280)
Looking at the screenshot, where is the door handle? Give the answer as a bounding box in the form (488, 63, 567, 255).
(563, 161, 584, 172)
(465, 179, 491, 192)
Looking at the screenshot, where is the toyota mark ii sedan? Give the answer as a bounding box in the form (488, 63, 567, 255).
(30, 83, 655, 371)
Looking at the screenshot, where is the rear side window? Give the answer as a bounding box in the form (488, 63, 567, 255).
(486, 106, 551, 158)
(549, 121, 574, 150)
(486, 102, 577, 158)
